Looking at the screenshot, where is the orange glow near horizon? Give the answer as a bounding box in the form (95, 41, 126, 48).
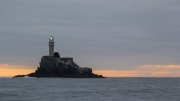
(0, 64, 180, 77)
(93, 65, 180, 77)
(0, 64, 35, 77)
(93, 70, 139, 77)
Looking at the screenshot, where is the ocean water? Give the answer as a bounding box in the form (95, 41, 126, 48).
(0, 78, 180, 101)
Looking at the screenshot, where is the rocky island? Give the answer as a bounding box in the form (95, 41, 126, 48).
(13, 36, 104, 78)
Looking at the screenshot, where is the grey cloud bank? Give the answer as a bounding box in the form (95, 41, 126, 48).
(0, 0, 180, 70)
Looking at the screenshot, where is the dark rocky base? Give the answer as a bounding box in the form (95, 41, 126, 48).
(13, 75, 27, 78)
(13, 73, 105, 78)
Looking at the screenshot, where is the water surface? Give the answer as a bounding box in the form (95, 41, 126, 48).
(0, 77, 179, 101)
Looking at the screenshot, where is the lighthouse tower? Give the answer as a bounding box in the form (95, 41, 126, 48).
(49, 36, 54, 56)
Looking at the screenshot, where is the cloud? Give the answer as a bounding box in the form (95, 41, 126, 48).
(0, 0, 180, 71)
(136, 65, 180, 77)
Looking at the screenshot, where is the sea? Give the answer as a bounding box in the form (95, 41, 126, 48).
(0, 77, 180, 101)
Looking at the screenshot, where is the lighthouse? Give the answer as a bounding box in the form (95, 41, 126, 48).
(49, 36, 54, 56)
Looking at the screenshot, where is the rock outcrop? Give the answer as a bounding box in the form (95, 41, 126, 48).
(13, 54, 104, 78)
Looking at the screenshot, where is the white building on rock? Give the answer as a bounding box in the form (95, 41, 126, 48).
(49, 36, 54, 56)
(48, 36, 73, 62)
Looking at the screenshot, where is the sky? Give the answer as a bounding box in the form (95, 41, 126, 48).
(0, 0, 180, 77)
